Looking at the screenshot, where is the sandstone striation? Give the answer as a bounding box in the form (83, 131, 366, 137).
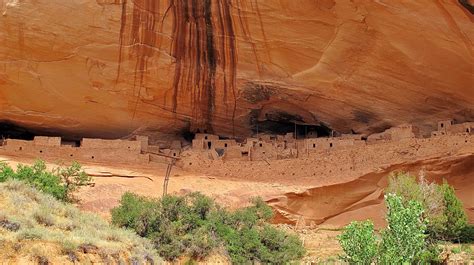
(0, 0, 473, 139)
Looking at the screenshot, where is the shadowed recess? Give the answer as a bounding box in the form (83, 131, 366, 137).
(458, 0, 474, 14)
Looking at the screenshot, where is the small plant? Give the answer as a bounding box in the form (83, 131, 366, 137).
(53, 161, 91, 201)
(0, 161, 14, 182)
(33, 207, 56, 227)
(460, 243, 472, 254)
(451, 246, 462, 254)
(337, 220, 378, 264)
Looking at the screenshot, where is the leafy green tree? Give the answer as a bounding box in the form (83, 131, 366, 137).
(337, 220, 378, 264)
(439, 182, 467, 240)
(378, 194, 427, 264)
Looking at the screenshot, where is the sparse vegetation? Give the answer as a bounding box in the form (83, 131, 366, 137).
(111, 192, 305, 263)
(0, 160, 91, 202)
(0, 180, 160, 263)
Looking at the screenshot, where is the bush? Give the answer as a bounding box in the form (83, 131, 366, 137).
(459, 224, 474, 243)
(111, 192, 161, 237)
(337, 221, 378, 264)
(258, 225, 306, 264)
(0, 160, 91, 202)
(111, 192, 305, 263)
(378, 194, 428, 264)
(0, 162, 14, 182)
(53, 161, 91, 201)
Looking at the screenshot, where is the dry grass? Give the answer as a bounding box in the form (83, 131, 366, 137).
(0, 180, 161, 264)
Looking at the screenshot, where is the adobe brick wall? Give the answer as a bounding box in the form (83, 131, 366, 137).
(194, 134, 219, 141)
(212, 139, 237, 149)
(223, 146, 244, 160)
(34, 136, 61, 147)
(136, 136, 149, 152)
(81, 138, 142, 153)
(1, 136, 150, 165)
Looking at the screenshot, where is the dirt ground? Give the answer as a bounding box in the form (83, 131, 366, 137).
(0, 154, 309, 215)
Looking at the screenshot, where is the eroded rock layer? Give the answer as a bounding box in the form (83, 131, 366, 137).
(268, 153, 474, 227)
(0, 0, 473, 139)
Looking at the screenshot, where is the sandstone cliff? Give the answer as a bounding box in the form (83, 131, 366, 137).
(0, 0, 473, 139)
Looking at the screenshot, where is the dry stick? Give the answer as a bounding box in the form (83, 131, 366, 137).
(262, 157, 271, 166)
(87, 173, 154, 181)
(162, 161, 173, 196)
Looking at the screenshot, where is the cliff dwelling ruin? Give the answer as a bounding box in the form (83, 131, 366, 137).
(1, 119, 472, 166)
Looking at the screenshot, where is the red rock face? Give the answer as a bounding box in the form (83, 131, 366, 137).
(0, 0, 473, 139)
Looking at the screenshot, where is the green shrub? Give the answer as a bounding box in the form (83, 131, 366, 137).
(451, 246, 462, 254)
(0, 161, 14, 182)
(12, 161, 67, 201)
(337, 221, 378, 264)
(438, 182, 467, 241)
(184, 226, 216, 259)
(111, 192, 161, 237)
(53, 161, 91, 201)
(258, 225, 306, 264)
(0, 160, 91, 202)
(418, 244, 442, 264)
(378, 194, 427, 264)
(111, 192, 305, 263)
(459, 224, 474, 243)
